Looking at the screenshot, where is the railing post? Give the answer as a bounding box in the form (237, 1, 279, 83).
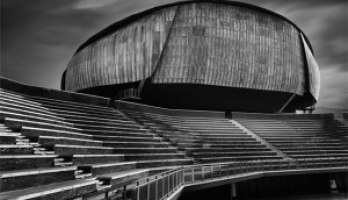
(167, 173, 170, 197)
(172, 171, 174, 193)
(162, 173, 165, 199)
(146, 178, 150, 200)
(175, 170, 178, 189)
(211, 165, 213, 179)
(181, 167, 184, 185)
(192, 167, 194, 182)
(123, 185, 127, 200)
(218, 164, 221, 178)
(136, 181, 140, 200)
(155, 176, 158, 200)
(172, 171, 175, 190)
(202, 166, 204, 181)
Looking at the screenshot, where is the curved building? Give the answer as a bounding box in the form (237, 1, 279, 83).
(62, 0, 320, 113)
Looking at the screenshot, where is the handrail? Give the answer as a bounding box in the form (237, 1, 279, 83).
(133, 158, 348, 200)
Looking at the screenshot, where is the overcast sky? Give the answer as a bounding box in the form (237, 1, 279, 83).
(1, 0, 347, 109)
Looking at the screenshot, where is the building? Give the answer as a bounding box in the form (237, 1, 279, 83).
(2, 1, 346, 200)
(62, 0, 320, 113)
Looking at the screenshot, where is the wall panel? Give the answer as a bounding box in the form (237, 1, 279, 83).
(65, 2, 312, 97)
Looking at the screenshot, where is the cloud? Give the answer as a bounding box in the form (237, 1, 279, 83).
(318, 67, 348, 109)
(73, 0, 121, 9)
(1, 0, 347, 109)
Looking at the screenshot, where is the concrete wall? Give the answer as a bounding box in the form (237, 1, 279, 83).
(0, 76, 109, 106)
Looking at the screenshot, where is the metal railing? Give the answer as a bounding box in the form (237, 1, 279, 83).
(134, 158, 348, 200)
(134, 168, 184, 200)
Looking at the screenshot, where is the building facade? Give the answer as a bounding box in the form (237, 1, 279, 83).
(62, 1, 320, 113)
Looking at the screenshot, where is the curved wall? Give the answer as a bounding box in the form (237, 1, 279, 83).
(65, 2, 308, 93)
(63, 1, 320, 112)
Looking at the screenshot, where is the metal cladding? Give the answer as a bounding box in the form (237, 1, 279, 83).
(63, 1, 320, 112)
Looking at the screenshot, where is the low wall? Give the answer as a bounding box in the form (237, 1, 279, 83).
(0, 76, 109, 106)
(232, 112, 334, 120)
(0, 76, 336, 120)
(116, 100, 334, 120)
(116, 100, 226, 118)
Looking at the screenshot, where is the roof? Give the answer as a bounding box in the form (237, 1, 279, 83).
(75, 0, 314, 54)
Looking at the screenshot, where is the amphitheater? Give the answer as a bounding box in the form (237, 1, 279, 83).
(0, 1, 347, 200)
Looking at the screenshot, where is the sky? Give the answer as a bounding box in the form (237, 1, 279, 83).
(1, 0, 347, 109)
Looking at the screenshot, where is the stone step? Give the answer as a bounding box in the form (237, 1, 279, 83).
(49, 107, 126, 122)
(79, 161, 136, 175)
(81, 129, 156, 138)
(176, 142, 262, 148)
(0, 102, 64, 121)
(0, 178, 98, 200)
(33, 147, 47, 151)
(0, 135, 17, 144)
(0, 155, 57, 171)
(21, 126, 93, 140)
(57, 112, 133, 123)
(285, 149, 348, 154)
(39, 136, 103, 147)
(279, 146, 348, 151)
(172, 138, 257, 144)
(16, 138, 30, 142)
(185, 147, 270, 152)
(114, 147, 179, 154)
(26, 94, 117, 112)
(54, 161, 74, 167)
(54, 158, 65, 162)
(0, 129, 14, 133)
(0, 144, 34, 155)
(54, 144, 114, 155)
(34, 151, 56, 155)
(75, 172, 93, 179)
(274, 143, 347, 147)
(136, 158, 194, 168)
(197, 156, 284, 163)
(71, 154, 125, 165)
(75, 124, 148, 133)
(34, 101, 122, 118)
(0, 110, 71, 127)
(191, 151, 277, 158)
(260, 135, 336, 138)
(290, 154, 348, 158)
(180, 134, 250, 138)
(125, 153, 186, 161)
(0, 94, 51, 111)
(4, 118, 81, 132)
(265, 139, 342, 143)
(97, 169, 149, 187)
(0, 166, 77, 192)
(171, 126, 243, 131)
(92, 135, 161, 142)
(66, 118, 139, 128)
(103, 141, 169, 148)
(41, 136, 169, 149)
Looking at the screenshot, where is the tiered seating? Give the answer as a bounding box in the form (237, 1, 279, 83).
(122, 110, 284, 164)
(0, 89, 193, 198)
(0, 120, 98, 199)
(237, 119, 348, 164)
(1, 75, 347, 199)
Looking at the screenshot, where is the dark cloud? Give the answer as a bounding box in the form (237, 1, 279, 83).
(1, 0, 347, 109)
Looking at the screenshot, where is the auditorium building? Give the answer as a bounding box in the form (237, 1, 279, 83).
(0, 1, 346, 200)
(61, 0, 320, 113)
